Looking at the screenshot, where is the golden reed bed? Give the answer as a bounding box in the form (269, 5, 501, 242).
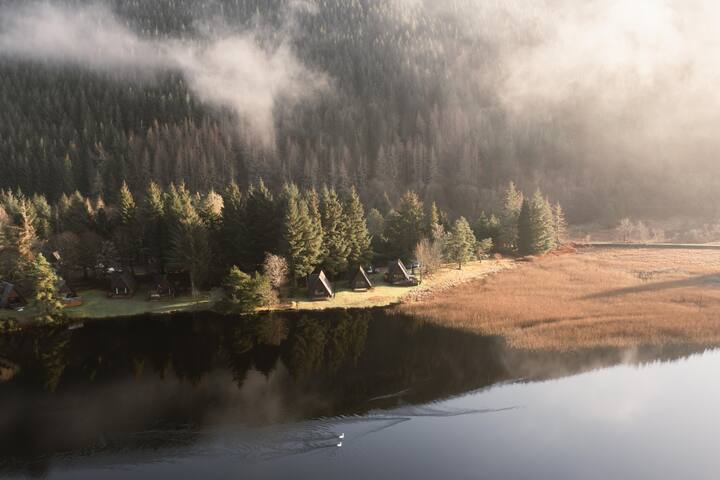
(398, 248, 720, 350)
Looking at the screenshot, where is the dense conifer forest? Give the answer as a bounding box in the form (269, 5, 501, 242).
(1, 0, 717, 225)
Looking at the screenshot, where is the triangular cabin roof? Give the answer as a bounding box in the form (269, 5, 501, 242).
(308, 270, 334, 298)
(110, 271, 137, 291)
(0, 281, 26, 308)
(387, 259, 411, 281)
(350, 266, 373, 290)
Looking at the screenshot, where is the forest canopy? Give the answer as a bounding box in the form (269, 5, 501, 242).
(1, 0, 719, 224)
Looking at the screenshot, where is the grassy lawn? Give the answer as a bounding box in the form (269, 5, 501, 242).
(64, 287, 223, 319)
(278, 260, 513, 311)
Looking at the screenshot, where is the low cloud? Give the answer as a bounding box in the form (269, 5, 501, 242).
(0, 2, 327, 147)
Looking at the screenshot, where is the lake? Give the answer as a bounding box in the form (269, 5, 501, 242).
(0, 309, 716, 479)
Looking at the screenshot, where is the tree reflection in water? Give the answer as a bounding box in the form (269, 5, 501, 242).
(0, 307, 709, 476)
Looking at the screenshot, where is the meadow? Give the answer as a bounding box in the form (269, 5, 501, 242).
(399, 248, 720, 350)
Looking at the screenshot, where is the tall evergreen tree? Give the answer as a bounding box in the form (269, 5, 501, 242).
(344, 187, 372, 267)
(304, 188, 324, 269)
(499, 181, 523, 252)
(29, 253, 64, 324)
(518, 191, 556, 255)
(445, 217, 477, 269)
(553, 202, 568, 246)
(320, 187, 350, 276)
(384, 191, 425, 260)
(220, 182, 245, 268)
(243, 179, 279, 269)
(141, 181, 165, 265)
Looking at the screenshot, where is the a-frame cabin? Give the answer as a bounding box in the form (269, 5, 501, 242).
(308, 270, 334, 300)
(349, 266, 373, 291)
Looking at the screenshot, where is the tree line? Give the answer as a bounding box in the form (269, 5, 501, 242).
(0, 180, 565, 320)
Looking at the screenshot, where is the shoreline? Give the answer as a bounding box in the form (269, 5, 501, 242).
(1, 258, 515, 329)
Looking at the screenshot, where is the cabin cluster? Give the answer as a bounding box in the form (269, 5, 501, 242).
(106, 270, 190, 301)
(1, 251, 84, 311)
(306, 259, 419, 301)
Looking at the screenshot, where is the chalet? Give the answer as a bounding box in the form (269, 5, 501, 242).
(108, 271, 137, 298)
(0, 282, 26, 309)
(57, 279, 83, 307)
(308, 270, 334, 300)
(349, 266, 373, 291)
(148, 274, 175, 300)
(385, 259, 419, 286)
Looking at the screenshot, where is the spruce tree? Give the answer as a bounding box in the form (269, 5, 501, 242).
(499, 181, 523, 252)
(141, 181, 165, 266)
(553, 202, 568, 246)
(284, 193, 313, 286)
(304, 188, 324, 269)
(384, 191, 425, 260)
(243, 179, 279, 268)
(344, 187, 372, 267)
(518, 191, 556, 255)
(320, 187, 350, 277)
(166, 192, 211, 297)
(445, 217, 477, 269)
(30, 253, 64, 323)
(220, 182, 245, 268)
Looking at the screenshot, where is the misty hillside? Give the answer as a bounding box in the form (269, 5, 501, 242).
(1, 0, 719, 223)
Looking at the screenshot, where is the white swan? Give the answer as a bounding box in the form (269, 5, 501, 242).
(338, 433, 345, 439)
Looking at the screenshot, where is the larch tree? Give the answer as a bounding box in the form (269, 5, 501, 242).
(445, 216, 477, 270)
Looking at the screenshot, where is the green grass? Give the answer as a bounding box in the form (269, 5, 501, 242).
(64, 287, 223, 319)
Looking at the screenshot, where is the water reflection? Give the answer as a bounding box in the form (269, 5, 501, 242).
(0, 308, 711, 478)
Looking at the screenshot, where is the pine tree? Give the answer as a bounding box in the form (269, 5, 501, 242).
(553, 202, 568, 245)
(445, 217, 477, 269)
(221, 266, 273, 313)
(425, 201, 441, 238)
(141, 181, 165, 265)
(320, 187, 350, 276)
(499, 181, 523, 252)
(384, 191, 425, 260)
(304, 188, 324, 269)
(344, 187, 372, 267)
(30, 253, 64, 324)
(284, 192, 313, 286)
(518, 191, 556, 255)
(243, 179, 279, 268)
(220, 182, 245, 268)
(474, 211, 501, 249)
(167, 198, 211, 297)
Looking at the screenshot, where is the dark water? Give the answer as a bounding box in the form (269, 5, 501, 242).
(0, 309, 716, 479)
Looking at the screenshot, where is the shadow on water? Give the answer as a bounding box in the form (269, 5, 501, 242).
(0, 308, 712, 477)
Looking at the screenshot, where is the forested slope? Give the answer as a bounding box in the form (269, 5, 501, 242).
(1, 0, 717, 223)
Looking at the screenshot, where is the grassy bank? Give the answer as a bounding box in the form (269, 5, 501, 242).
(399, 248, 720, 350)
(1, 259, 512, 324)
(277, 259, 513, 311)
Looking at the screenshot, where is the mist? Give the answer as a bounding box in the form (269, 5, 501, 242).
(0, 1, 327, 146)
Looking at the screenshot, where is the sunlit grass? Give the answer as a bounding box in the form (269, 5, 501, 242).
(399, 248, 720, 351)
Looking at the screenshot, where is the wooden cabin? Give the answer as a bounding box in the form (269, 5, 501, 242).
(385, 259, 419, 286)
(148, 274, 175, 300)
(57, 279, 83, 307)
(349, 266, 373, 291)
(108, 271, 137, 298)
(307, 270, 334, 300)
(0, 282, 26, 309)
